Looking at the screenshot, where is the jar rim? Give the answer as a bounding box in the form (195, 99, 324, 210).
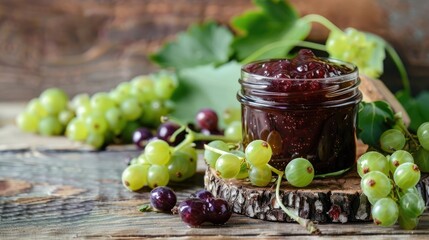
(241, 58, 358, 83)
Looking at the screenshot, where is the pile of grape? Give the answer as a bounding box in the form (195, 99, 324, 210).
(204, 139, 314, 188)
(16, 72, 177, 148)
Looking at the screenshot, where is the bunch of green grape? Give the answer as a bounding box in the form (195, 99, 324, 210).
(326, 28, 384, 79)
(357, 150, 425, 229)
(16, 71, 177, 148)
(122, 139, 197, 191)
(204, 139, 314, 188)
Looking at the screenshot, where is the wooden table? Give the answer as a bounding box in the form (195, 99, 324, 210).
(1, 103, 428, 239)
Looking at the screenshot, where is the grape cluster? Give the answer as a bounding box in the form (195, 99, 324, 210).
(178, 189, 232, 227)
(357, 151, 425, 229)
(16, 72, 177, 149)
(122, 139, 197, 191)
(204, 139, 314, 188)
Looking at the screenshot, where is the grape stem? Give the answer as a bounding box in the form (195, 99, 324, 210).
(275, 171, 321, 235)
(300, 14, 343, 33)
(314, 167, 352, 178)
(203, 144, 245, 161)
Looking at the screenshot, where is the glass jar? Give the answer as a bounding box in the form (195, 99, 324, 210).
(237, 58, 362, 174)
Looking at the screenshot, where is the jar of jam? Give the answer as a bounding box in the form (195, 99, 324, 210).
(237, 49, 362, 174)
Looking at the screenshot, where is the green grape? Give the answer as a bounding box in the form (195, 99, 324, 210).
(137, 154, 150, 165)
(399, 192, 425, 218)
(178, 146, 198, 179)
(115, 82, 132, 95)
(215, 153, 241, 179)
(235, 161, 249, 179)
(204, 140, 229, 167)
(90, 92, 116, 112)
(222, 107, 241, 125)
(154, 74, 177, 100)
(16, 112, 39, 133)
(86, 132, 105, 149)
(85, 113, 108, 134)
(360, 171, 391, 199)
(105, 107, 126, 135)
(109, 89, 129, 105)
(122, 164, 149, 191)
(131, 75, 157, 102)
(139, 100, 170, 127)
(66, 118, 89, 141)
(58, 109, 75, 126)
(417, 122, 429, 151)
(414, 147, 429, 172)
(120, 98, 143, 121)
(284, 158, 314, 187)
(128, 157, 138, 165)
(39, 88, 69, 115)
(147, 164, 170, 188)
(70, 93, 90, 111)
(167, 152, 190, 182)
(38, 116, 63, 136)
(245, 140, 272, 167)
(371, 198, 399, 227)
(356, 151, 389, 177)
(26, 98, 48, 118)
(144, 139, 171, 165)
(380, 129, 406, 153)
(129, 87, 146, 104)
(224, 121, 242, 142)
(393, 162, 421, 190)
(248, 165, 272, 187)
(389, 150, 414, 173)
(76, 104, 92, 118)
(398, 213, 419, 230)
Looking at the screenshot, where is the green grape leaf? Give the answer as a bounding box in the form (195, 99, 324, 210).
(137, 204, 152, 212)
(150, 21, 233, 69)
(358, 101, 395, 146)
(396, 90, 429, 132)
(171, 61, 241, 122)
(231, 0, 310, 61)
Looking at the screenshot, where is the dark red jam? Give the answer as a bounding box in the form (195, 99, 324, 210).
(238, 49, 362, 174)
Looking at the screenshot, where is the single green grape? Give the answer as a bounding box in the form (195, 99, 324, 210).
(389, 150, 414, 173)
(215, 153, 241, 179)
(76, 104, 92, 118)
(413, 147, 429, 173)
(398, 212, 419, 230)
(109, 89, 129, 105)
(105, 107, 126, 134)
(144, 139, 171, 165)
(178, 146, 198, 179)
(58, 109, 75, 126)
(137, 154, 150, 165)
(85, 132, 105, 149)
(245, 140, 272, 167)
(85, 113, 108, 134)
(379, 129, 406, 153)
(66, 118, 89, 141)
(90, 92, 116, 112)
(204, 140, 229, 167)
(139, 100, 171, 127)
(357, 151, 389, 177)
(120, 98, 143, 121)
(371, 198, 399, 227)
(16, 112, 39, 133)
(39, 88, 69, 115)
(248, 165, 272, 187)
(399, 192, 425, 218)
(26, 98, 48, 118)
(70, 93, 90, 111)
(393, 162, 421, 190)
(224, 121, 242, 142)
(147, 164, 170, 188)
(284, 158, 314, 188)
(417, 122, 429, 151)
(222, 107, 241, 126)
(167, 152, 190, 182)
(38, 116, 63, 136)
(131, 75, 157, 102)
(154, 74, 176, 100)
(360, 171, 391, 199)
(122, 164, 149, 191)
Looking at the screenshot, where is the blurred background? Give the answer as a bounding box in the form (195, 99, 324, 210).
(0, 0, 427, 101)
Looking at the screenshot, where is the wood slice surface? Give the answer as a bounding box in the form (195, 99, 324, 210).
(205, 167, 429, 224)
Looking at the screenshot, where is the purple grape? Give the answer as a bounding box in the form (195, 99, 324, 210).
(150, 186, 177, 212)
(132, 127, 153, 148)
(156, 122, 185, 146)
(195, 108, 219, 132)
(206, 198, 232, 225)
(178, 198, 207, 227)
(192, 189, 214, 201)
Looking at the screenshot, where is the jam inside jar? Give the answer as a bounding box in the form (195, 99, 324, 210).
(237, 50, 362, 174)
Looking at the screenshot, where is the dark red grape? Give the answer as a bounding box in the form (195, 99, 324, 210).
(156, 122, 185, 146)
(195, 108, 219, 132)
(178, 198, 207, 227)
(132, 127, 153, 148)
(206, 198, 232, 225)
(192, 189, 214, 201)
(150, 186, 177, 212)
